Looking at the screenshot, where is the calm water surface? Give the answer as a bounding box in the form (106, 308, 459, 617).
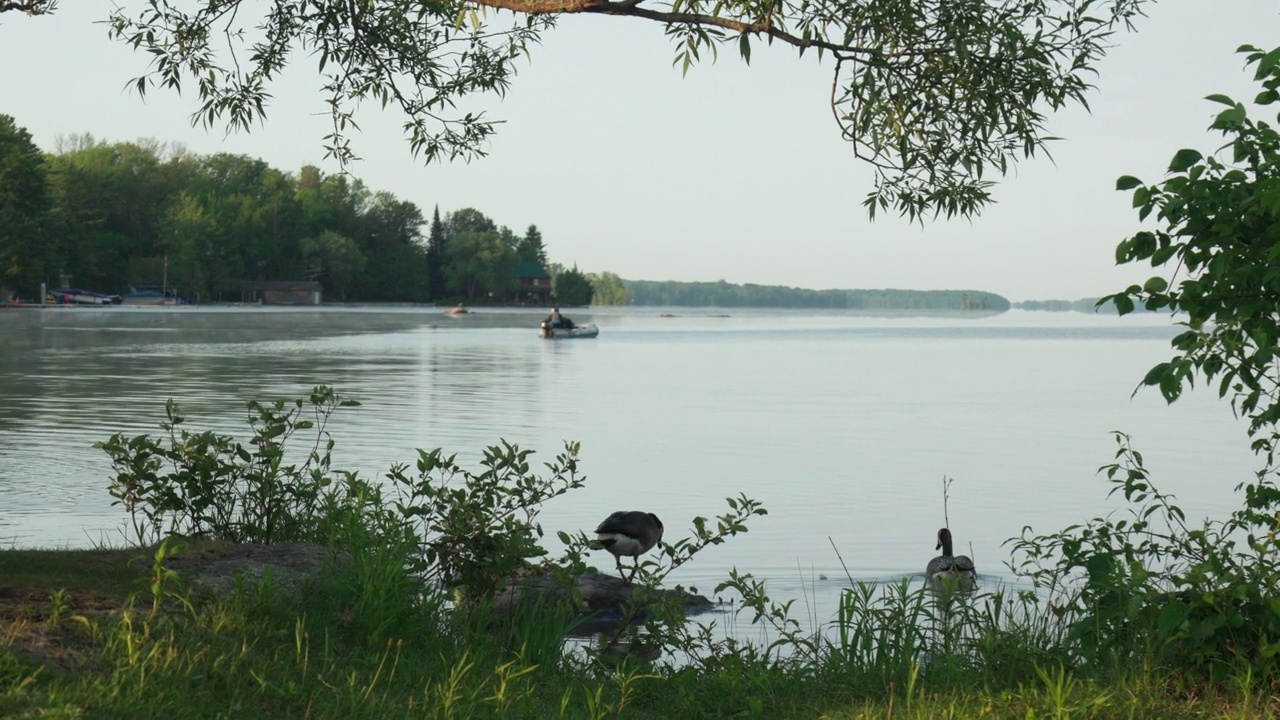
(0, 305, 1259, 621)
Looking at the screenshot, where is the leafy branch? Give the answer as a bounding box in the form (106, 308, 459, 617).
(105, 0, 1149, 221)
(0, 0, 55, 14)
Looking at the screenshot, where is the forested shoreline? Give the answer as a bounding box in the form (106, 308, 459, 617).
(3, 117, 1016, 312)
(0, 116, 597, 305)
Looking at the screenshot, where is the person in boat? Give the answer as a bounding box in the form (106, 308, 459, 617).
(544, 307, 575, 330)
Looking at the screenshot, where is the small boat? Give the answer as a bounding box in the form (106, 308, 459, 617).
(50, 288, 122, 305)
(121, 283, 184, 305)
(540, 322, 599, 339)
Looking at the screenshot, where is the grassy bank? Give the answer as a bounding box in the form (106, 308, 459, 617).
(1, 544, 1275, 719)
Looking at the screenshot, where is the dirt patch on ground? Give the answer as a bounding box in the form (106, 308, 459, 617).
(164, 541, 350, 597)
(0, 541, 347, 676)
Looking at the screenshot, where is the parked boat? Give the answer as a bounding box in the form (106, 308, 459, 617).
(50, 288, 122, 305)
(119, 289, 183, 306)
(540, 322, 599, 339)
(121, 290, 166, 306)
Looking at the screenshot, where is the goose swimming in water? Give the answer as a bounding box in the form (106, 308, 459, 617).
(593, 511, 664, 584)
(926, 527, 976, 592)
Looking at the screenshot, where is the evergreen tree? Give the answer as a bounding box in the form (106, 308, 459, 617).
(426, 205, 447, 301)
(517, 224, 547, 265)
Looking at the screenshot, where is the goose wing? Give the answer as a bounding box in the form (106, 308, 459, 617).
(595, 511, 642, 535)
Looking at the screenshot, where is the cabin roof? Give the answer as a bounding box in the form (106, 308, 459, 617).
(516, 261, 550, 279)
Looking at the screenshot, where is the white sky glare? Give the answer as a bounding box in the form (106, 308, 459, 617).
(3, 1, 1279, 302)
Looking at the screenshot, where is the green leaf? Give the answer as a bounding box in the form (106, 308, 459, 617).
(1132, 186, 1151, 208)
(1257, 47, 1280, 78)
(1205, 93, 1237, 106)
(1115, 175, 1143, 191)
(1213, 105, 1247, 127)
(1143, 362, 1172, 387)
(738, 34, 751, 65)
(1143, 276, 1168, 294)
(1086, 554, 1116, 584)
(1168, 149, 1204, 173)
(1152, 245, 1179, 266)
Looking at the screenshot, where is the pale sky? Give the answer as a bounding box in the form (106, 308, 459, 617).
(3, 2, 1279, 301)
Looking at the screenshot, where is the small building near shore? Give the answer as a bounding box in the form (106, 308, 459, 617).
(511, 262, 552, 305)
(241, 281, 323, 305)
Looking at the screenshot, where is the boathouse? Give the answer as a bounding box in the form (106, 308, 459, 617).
(241, 281, 324, 305)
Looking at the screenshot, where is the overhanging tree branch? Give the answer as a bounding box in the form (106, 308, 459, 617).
(0, 0, 55, 14)
(472, 0, 866, 55)
(105, 0, 1151, 221)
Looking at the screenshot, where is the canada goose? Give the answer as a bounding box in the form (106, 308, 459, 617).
(926, 527, 976, 592)
(593, 511, 664, 583)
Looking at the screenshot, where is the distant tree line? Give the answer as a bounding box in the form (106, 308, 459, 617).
(1015, 299, 1079, 312)
(620, 279, 1010, 311)
(1014, 298, 1156, 313)
(0, 115, 590, 304)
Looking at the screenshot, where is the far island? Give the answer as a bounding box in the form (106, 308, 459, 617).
(616, 279, 1010, 311)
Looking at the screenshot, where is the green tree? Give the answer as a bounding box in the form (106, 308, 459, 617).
(426, 205, 447, 301)
(294, 164, 333, 243)
(444, 208, 497, 239)
(244, 167, 301, 281)
(588, 271, 629, 306)
(30, 132, 442, 302)
(498, 225, 519, 253)
(356, 191, 427, 300)
(359, 191, 424, 251)
(109, 0, 1146, 220)
(445, 230, 517, 300)
(158, 191, 219, 299)
(44, 138, 186, 292)
(318, 173, 370, 239)
(0, 114, 52, 297)
(553, 265, 593, 306)
(301, 230, 366, 300)
(517, 225, 547, 264)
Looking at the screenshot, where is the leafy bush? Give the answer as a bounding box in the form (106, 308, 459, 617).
(98, 386, 362, 545)
(1017, 43, 1280, 680)
(386, 441, 585, 601)
(1009, 433, 1280, 679)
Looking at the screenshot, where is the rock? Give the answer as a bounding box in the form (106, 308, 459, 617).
(491, 570, 716, 632)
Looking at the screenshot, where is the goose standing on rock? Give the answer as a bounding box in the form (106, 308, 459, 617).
(593, 511, 664, 584)
(926, 527, 976, 592)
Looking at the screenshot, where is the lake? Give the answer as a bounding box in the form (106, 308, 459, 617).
(0, 305, 1259, 622)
